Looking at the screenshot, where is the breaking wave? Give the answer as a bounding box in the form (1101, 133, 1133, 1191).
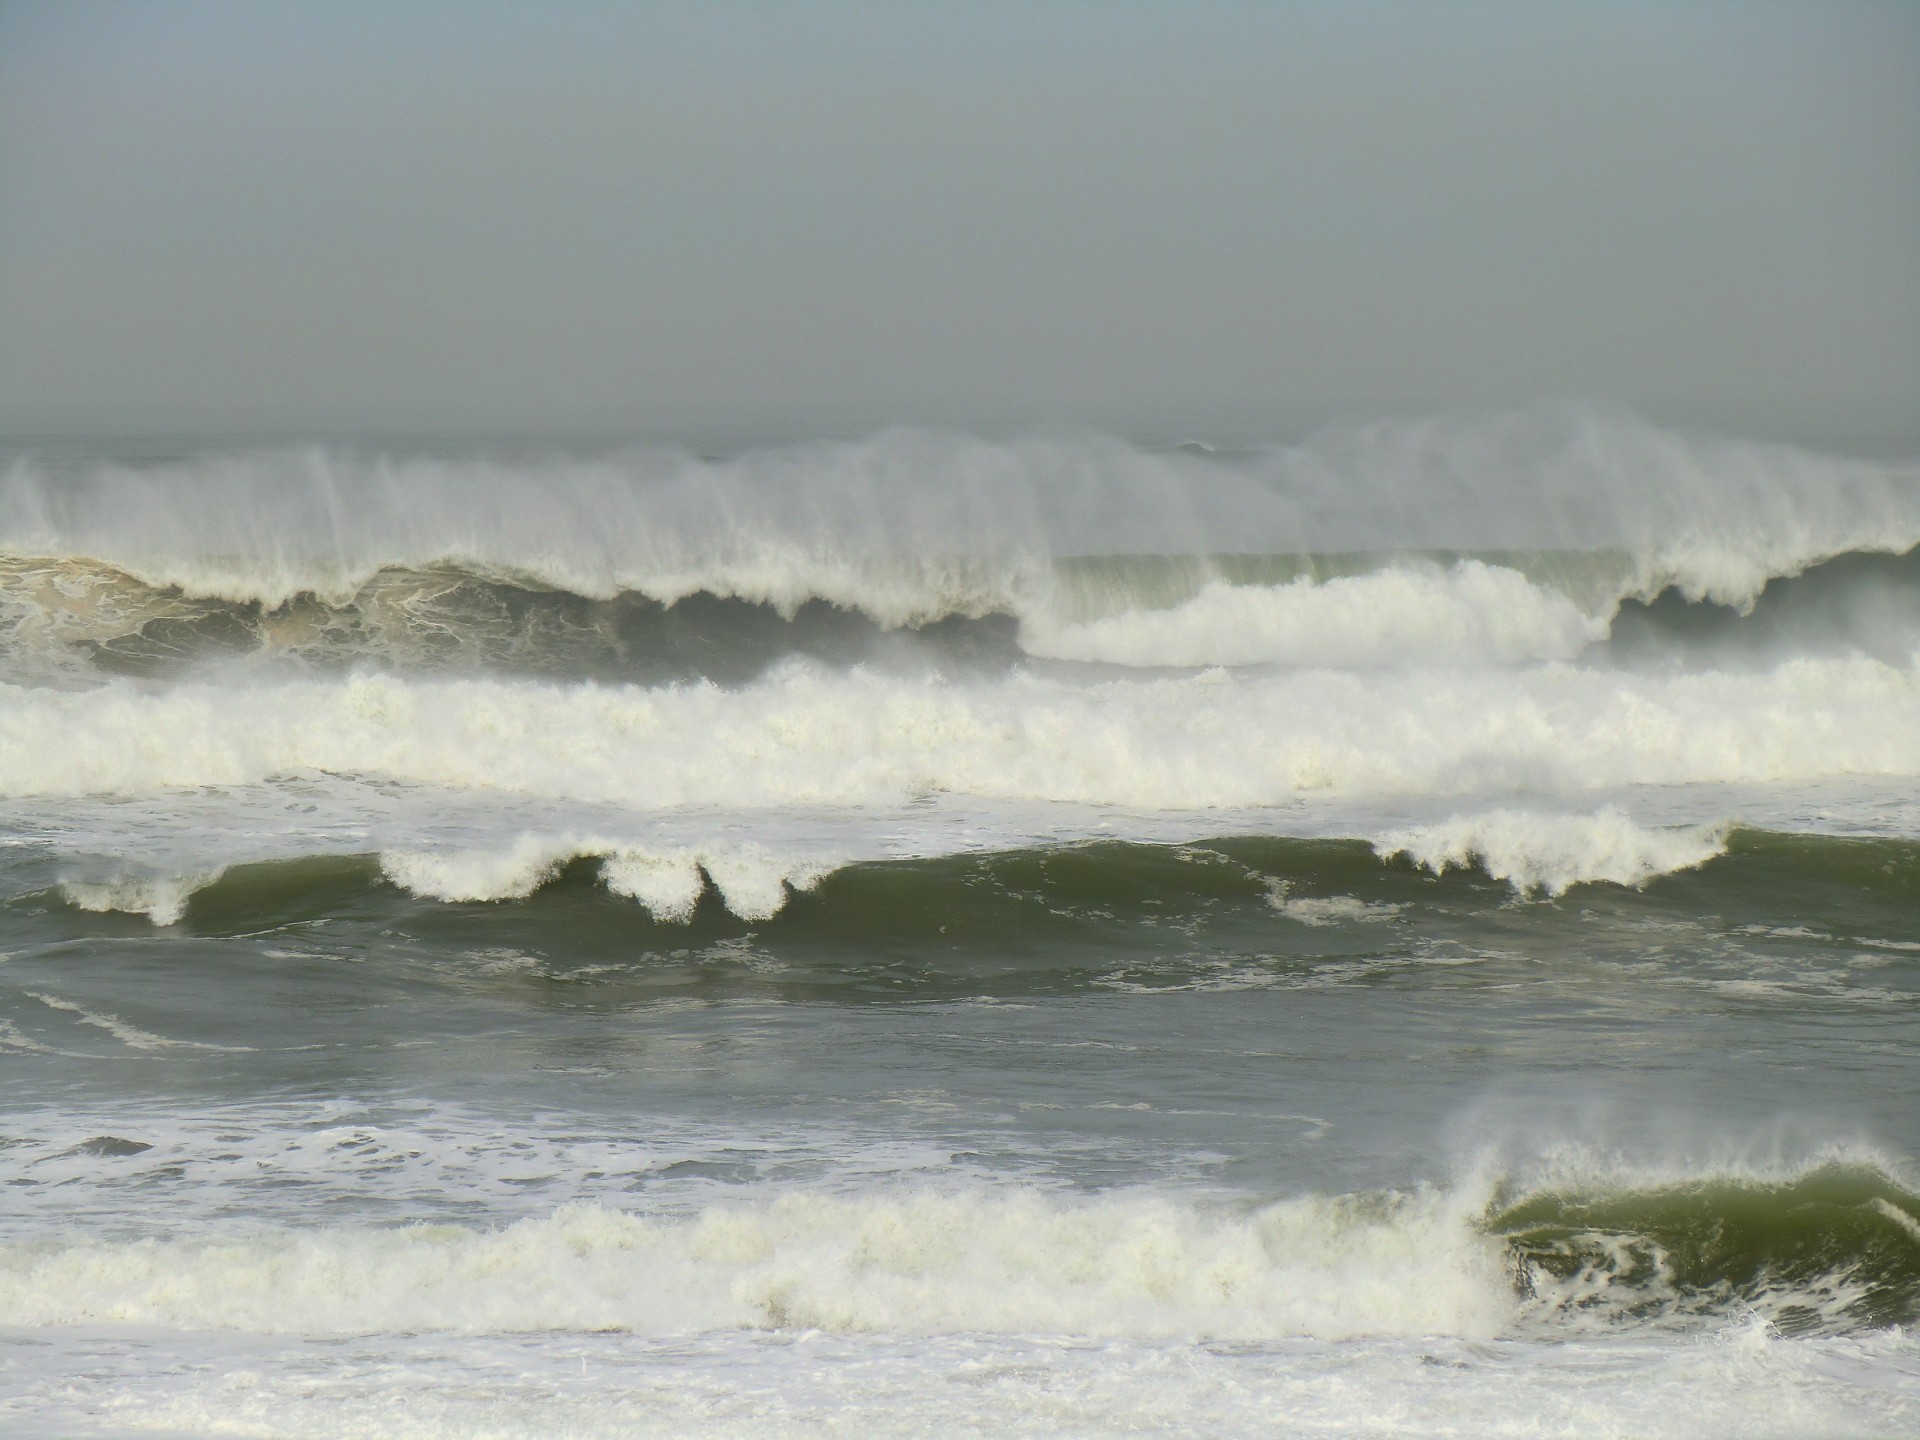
(1376, 809, 1729, 896)
(380, 838, 835, 922)
(2, 411, 1915, 682)
(28, 827, 1919, 946)
(1496, 1163, 1920, 1336)
(3, 1162, 1910, 1340)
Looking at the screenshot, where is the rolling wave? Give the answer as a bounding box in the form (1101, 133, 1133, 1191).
(6, 542, 1920, 688)
(4, 544, 1915, 686)
(24, 827, 1919, 942)
(3, 1161, 1910, 1340)
(2, 410, 1916, 682)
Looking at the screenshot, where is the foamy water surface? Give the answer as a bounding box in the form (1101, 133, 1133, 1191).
(2, 414, 1916, 1437)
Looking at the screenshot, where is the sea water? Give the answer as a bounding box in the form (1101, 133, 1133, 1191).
(0, 408, 1916, 1437)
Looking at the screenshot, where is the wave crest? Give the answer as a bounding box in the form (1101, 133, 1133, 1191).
(1375, 809, 1731, 896)
(380, 839, 837, 922)
(3, 410, 1915, 677)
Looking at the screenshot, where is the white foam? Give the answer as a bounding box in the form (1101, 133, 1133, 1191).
(10, 1325, 1909, 1440)
(25, 992, 248, 1053)
(1374, 808, 1729, 896)
(1264, 882, 1403, 926)
(380, 837, 581, 903)
(0, 1186, 1508, 1341)
(1, 656, 1916, 816)
(1022, 562, 1606, 668)
(57, 868, 224, 925)
(680, 845, 836, 921)
(381, 838, 837, 921)
(598, 848, 707, 921)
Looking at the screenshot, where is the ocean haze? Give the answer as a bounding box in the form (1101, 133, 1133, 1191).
(1, 0, 1916, 445)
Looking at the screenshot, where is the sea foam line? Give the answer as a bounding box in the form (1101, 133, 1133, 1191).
(0, 656, 1915, 811)
(24, 993, 251, 1053)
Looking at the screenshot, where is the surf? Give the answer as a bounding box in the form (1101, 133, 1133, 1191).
(1, 409, 1915, 684)
(3, 1161, 1910, 1340)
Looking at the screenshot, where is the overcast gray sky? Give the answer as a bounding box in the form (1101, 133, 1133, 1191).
(1, 1, 1916, 444)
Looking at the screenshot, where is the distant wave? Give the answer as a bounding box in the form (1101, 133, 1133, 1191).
(3, 1159, 1910, 1339)
(3, 543, 1915, 685)
(1, 409, 1915, 680)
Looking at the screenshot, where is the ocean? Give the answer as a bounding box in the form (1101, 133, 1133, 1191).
(0, 407, 1916, 1438)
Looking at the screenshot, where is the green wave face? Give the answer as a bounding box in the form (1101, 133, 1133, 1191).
(14, 830, 1919, 1005)
(1492, 1165, 1920, 1334)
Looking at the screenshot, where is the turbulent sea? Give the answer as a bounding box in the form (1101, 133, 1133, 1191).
(1, 409, 1917, 1438)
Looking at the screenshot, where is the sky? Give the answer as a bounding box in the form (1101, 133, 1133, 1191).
(1, 0, 1916, 445)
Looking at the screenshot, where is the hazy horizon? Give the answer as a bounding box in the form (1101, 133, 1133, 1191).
(2, 1, 1917, 449)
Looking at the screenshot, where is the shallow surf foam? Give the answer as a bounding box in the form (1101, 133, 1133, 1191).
(11, 1319, 1912, 1440)
(0, 1188, 1503, 1341)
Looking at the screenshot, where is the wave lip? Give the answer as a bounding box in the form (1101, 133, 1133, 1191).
(4, 541, 1919, 688)
(1375, 809, 1730, 896)
(380, 838, 838, 922)
(56, 869, 226, 926)
(27, 824, 1920, 946)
